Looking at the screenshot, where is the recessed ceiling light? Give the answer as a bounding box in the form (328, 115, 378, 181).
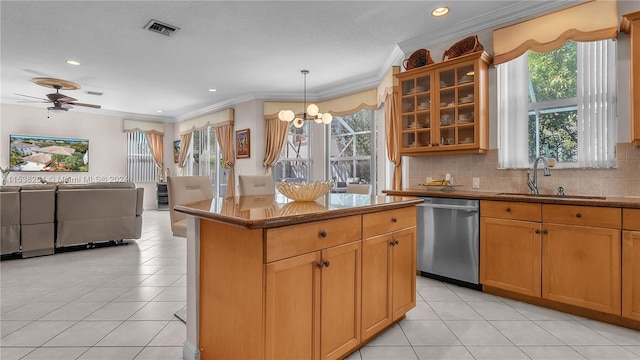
(156, 110, 163, 113)
(66, 60, 81, 66)
(208, 88, 217, 92)
(431, 7, 450, 17)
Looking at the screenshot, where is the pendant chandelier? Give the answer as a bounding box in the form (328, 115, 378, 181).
(278, 70, 332, 128)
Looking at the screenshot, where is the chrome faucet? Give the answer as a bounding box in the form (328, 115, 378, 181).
(526, 156, 552, 194)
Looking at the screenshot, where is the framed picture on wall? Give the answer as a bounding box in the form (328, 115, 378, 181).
(173, 140, 180, 163)
(236, 128, 250, 158)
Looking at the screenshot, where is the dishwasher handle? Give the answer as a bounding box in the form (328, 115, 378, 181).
(418, 203, 478, 212)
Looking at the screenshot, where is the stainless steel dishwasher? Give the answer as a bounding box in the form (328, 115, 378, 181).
(417, 197, 480, 289)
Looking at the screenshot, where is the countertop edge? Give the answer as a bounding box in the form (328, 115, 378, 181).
(382, 189, 640, 209)
(175, 197, 424, 229)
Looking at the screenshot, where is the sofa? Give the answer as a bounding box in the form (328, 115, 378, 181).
(56, 182, 144, 247)
(20, 184, 56, 257)
(0, 182, 143, 258)
(1, 186, 21, 255)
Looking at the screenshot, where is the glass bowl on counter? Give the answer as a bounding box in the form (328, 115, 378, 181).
(276, 180, 333, 202)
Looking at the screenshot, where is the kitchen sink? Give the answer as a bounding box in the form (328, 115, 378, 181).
(496, 193, 607, 200)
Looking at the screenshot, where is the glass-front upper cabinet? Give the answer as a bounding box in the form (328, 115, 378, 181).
(395, 51, 492, 156)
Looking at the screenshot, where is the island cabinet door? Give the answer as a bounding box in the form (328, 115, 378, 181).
(265, 251, 321, 360)
(320, 241, 361, 360)
(623, 230, 640, 321)
(391, 227, 417, 320)
(542, 224, 621, 315)
(361, 233, 393, 342)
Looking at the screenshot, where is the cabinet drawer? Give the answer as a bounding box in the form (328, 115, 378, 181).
(481, 201, 541, 222)
(266, 215, 361, 262)
(623, 208, 640, 231)
(362, 207, 416, 239)
(543, 205, 621, 229)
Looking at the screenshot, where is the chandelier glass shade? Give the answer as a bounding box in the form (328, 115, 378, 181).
(278, 70, 332, 128)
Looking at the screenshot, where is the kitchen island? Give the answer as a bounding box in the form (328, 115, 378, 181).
(175, 193, 423, 360)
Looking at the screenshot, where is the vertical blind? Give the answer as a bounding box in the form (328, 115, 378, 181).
(127, 131, 158, 182)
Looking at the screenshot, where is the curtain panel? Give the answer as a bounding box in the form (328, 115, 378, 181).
(215, 125, 236, 197)
(263, 117, 289, 175)
(144, 132, 164, 171)
(177, 132, 192, 174)
(384, 91, 402, 190)
(492, 0, 618, 65)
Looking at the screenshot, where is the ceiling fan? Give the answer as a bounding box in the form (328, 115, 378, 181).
(16, 77, 101, 112)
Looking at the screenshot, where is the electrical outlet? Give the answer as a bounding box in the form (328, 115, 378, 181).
(472, 177, 480, 189)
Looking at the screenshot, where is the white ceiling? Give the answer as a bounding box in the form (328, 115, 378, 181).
(1, 1, 582, 122)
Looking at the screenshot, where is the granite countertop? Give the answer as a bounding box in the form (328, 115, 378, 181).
(382, 188, 640, 209)
(174, 193, 424, 229)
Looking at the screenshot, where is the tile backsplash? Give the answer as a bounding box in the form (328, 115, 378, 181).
(405, 143, 640, 197)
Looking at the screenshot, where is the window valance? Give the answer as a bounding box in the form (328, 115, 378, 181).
(123, 120, 165, 134)
(179, 108, 234, 135)
(493, 0, 618, 65)
(264, 89, 377, 120)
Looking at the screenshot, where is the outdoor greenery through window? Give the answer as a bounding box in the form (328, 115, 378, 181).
(273, 121, 311, 183)
(528, 41, 577, 163)
(126, 131, 158, 182)
(328, 109, 376, 193)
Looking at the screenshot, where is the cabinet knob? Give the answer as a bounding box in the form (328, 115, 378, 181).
(317, 262, 324, 269)
(542, 229, 548, 235)
(506, 207, 511, 213)
(323, 260, 331, 268)
(576, 213, 582, 218)
(535, 229, 541, 234)
(394, 240, 400, 245)
(319, 230, 327, 238)
(391, 217, 398, 223)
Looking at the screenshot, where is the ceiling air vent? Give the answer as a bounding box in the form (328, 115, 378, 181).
(85, 91, 103, 96)
(144, 19, 180, 37)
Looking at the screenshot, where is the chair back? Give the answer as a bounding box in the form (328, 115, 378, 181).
(167, 176, 213, 237)
(238, 175, 275, 196)
(346, 184, 372, 195)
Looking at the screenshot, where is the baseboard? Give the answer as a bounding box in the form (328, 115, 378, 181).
(183, 341, 200, 360)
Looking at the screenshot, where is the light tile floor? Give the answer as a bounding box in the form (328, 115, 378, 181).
(1, 210, 639, 360)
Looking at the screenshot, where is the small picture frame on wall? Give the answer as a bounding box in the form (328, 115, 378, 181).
(236, 128, 250, 158)
(173, 140, 180, 163)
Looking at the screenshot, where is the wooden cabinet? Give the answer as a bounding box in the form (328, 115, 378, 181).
(361, 208, 416, 342)
(621, 11, 640, 147)
(541, 205, 621, 315)
(480, 201, 542, 297)
(623, 208, 640, 321)
(395, 51, 492, 155)
(265, 240, 361, 360)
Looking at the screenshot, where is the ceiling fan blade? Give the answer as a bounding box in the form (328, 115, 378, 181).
(68, 102, 101, 109)
(15, 93, 48, 101)
(17, 100, 50, 103)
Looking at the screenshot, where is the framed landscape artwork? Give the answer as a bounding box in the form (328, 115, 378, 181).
(173, 140, 180, 163)
(10, 134, 89, 172)
(236, 128, 250, 158)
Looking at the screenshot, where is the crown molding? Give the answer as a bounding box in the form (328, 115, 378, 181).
(398, 1, 584, 53)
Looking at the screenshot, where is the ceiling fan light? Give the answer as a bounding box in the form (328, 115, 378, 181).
(293, 118, 305, 128)
(307, 103, 319, 117)
(47, 106, 68, 113)
(321, 113, 333, 124)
